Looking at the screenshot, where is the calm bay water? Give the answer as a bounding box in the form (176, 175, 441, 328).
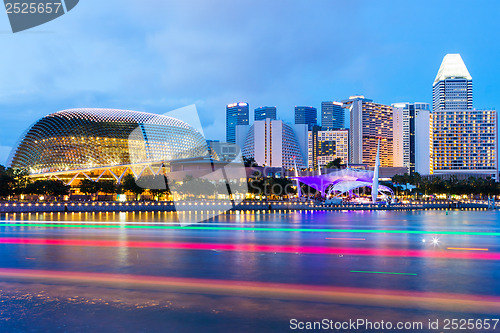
(1, 210, 500, 332)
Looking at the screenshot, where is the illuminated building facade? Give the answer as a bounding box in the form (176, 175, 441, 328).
(308, 127, 348, 169)
(226, 102, 249, 143)
(254, 106, 277, 121)
(294, 106, 317, 130)
(392, 102, 432, 175)
(432, 54, 498, 179)
(433, 109, 497, 178)
(9, 108, 208, 184)
(321, 101, 344, 130)
(343, 96, 394, 167)
(236, 119, 308, 168)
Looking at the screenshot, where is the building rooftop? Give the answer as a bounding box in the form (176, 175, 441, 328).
(434, 54, 472, 85)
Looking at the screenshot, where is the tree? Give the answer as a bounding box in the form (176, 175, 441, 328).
(247, 178, 264, 196)
(267, 177, 294, 199)
(45, 180, 70, 199)
(243, 156, 259, 167)
(122, 174, 144, 200)
(99, 180, 117, 195)
(25, 179, 69, 200)
(175, 178, 215, 200)
(0, 165, 14, 199)
(79, 179, 100, 198)
(136, 175, 170, 201)
(326, 158, 343, 169)
(11, 168, 30, 196)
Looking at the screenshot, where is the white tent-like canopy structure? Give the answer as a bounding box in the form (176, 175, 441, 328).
(293, 139, 394, 203)
(326, 180, 394, 201)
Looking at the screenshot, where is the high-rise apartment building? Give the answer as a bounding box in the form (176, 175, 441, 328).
(236, 119, 308, 168)
(433, 109, 497, 178)
(321, 101, 344, 130)
(254, 106, 277, 121)
(226, 102, 249, 143)
(343, 96, 394, 167)
(433, 54, 472, 111)
(294, 106, 317, 130)
(392, 103, 432, 175)
(432, 54, 498, 179)
(308, 126, 348, 169)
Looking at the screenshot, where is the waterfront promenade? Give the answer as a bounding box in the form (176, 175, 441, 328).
(0, 200, 493, 213)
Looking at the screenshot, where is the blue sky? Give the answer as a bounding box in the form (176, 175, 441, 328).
(1, 0, 499, 165)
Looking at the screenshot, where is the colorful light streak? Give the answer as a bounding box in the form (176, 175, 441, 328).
(326, 238, 366, 241)
(1, 222, 500, 237)
(0, 237, 499, 260)
(0, 268, 499, 314)
(350, 270, 417, 276)
(447, 247, 489, 251)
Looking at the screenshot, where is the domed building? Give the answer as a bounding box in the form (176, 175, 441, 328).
(9, 108, 209, 184)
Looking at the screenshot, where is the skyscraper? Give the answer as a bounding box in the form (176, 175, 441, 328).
(236, 119, 308, 168)
(343, 96, 394, 167)
(392, 102, 432, 175)
(433, 109, 497, 178)
(294, 106, 317, 130)
(321, 101, 344, 129)
(432, 54, 498, 179)
(226, 102, 249, 143)
(433, 54, 472, 111)
(254, 106, 277, 121)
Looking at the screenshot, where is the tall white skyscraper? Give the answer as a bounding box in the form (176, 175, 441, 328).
(236, 119, 308, 168)
(392, 103, 432, 175)
(432, 54, 472, 111)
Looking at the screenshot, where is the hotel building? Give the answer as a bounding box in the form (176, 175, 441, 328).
(343, 96, 394, 167)
(432, 54, 498, 179)
(236, 119, 308, 169)
(308, 127, 349, 169)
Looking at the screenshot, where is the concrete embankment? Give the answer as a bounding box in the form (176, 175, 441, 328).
(0, 201, 492, 214)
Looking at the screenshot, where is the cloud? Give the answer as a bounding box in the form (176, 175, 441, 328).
(0, 0, 499, 147)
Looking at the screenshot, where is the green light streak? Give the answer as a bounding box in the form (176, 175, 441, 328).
(350, 270, 417, 276)
(0, 222, 499, 236)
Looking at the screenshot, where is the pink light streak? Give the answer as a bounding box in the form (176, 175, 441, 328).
(0, 237, 499, 260)
(0, 268, 499, 314)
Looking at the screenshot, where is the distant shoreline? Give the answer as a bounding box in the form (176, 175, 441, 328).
(0, 200, 493, 213)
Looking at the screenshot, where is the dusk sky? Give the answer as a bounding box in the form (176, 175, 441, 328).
(1, 0, 499, 165)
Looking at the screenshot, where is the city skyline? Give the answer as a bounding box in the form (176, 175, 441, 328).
(1, 1, 500, 166)
(3, 2, 500, 331)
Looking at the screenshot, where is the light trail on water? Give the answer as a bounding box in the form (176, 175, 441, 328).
(0, 237, 499, 260)
(2, 222, 500, 237)
(0, 268, 499, 314)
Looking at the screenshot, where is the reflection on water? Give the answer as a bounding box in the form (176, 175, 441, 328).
(1, 210, 500, 332)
